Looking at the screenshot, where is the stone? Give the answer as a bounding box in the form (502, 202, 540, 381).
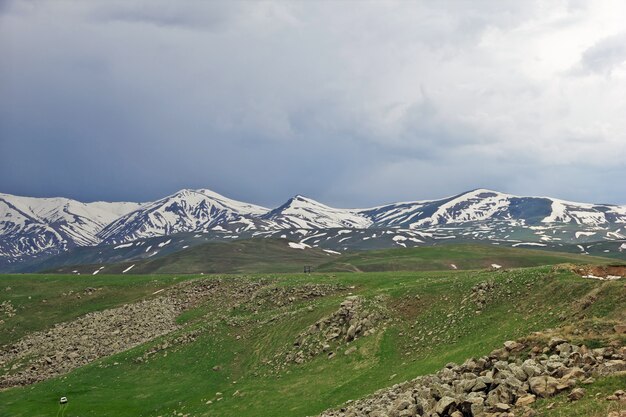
(528, 376, 558, 398)
(567, 387, 585, 401)
(494, 402, 511, 412)
(548, 337, 567, 349)
(392, 395, 413, 412)
(344, 346, 357, 355)
(435, 396, 456, 415)
(503, 341, 523, 352)
(346, 325, 357, 340)
(515, 394, 536, 406)
(603, 360, 626, 372)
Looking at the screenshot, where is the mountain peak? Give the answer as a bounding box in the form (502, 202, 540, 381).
(287, 194, 326, 206)
(463, 188, 507, 197)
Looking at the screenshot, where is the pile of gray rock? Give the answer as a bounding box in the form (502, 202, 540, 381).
(318, 337, 626, 417)
(0, 300, 16, 324)
(286, 296, 385, 365)
(0, 277, 278, 387)
(247, 283, 346, 311)
(0, 297, 181, 387)
(470, 281, 496, 311)
(133, 328, 202, 364)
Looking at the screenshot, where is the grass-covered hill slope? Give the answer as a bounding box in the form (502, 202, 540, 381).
(51, 238, 339, 275)
(315, 243, 616, 272)
(0, 264, 624, 416)
(52, 241, 617, 275)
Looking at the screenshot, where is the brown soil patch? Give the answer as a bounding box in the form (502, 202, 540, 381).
(569, 264, 626, 280)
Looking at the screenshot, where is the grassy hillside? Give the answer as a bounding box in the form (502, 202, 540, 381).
(316, 243, 617, 272)
(51, 238, 338, 275)
(0, 264, 624, 417)
(51, 241, 617, 275)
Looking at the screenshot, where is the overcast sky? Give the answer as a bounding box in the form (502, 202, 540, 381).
(1, 0, 625, 207)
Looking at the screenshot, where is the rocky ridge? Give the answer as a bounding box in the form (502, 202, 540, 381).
(285, 295, 387, 365)
(317, 337, 626, 417)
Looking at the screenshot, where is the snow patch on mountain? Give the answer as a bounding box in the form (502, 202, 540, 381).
(288, 242, 310, 250)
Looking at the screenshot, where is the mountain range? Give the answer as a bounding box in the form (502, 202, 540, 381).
(1, 188, 625, 271)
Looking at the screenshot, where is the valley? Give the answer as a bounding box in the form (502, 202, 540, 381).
(0, 255, 624, 416)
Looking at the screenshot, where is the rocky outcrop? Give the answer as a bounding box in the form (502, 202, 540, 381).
(284, 296, 386, 365)
(0, 277, 274, 387)
(317, 338, 625, 417)
(246, 283, 347, 312)
(0, 300, 16, 325)
(470, 281, 496, 312)
(0, 297, 181, 387)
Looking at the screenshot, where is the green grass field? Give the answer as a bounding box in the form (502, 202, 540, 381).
(1, 261, 624, 416)
(317, 243, 617, 272)
(52, 240, 617, 275)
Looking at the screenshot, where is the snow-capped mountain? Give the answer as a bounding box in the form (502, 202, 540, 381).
(359, 189, 626, 228)
(1, 187, 625, 270)
(98, 189, 268, 244)
(260, 195, 372, 229)
(0, 193, 142, 261)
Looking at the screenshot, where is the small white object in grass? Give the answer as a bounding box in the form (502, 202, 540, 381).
(450, 264, 457, 270)
(60, 396, 68, 404)
(491, 264, 502, 269)
(582, 274, 602, 280)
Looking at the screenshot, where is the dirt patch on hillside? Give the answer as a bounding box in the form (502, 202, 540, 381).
(388, 294, 431, 320)
(568, 264, 626, 280)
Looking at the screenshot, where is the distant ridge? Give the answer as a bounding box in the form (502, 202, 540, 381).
(1, 188, 625, 267)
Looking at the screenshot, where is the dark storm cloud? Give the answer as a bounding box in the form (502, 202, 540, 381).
(575, 32, 626, 75)
(1, 0, 625, 207)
